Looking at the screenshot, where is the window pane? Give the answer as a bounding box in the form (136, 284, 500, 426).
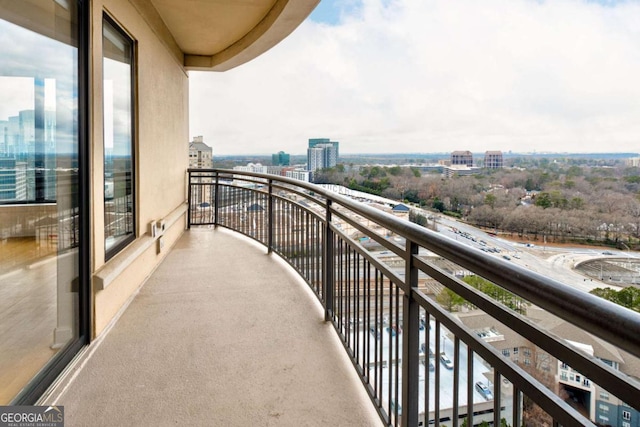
(0, 1, 79, 403)
(103, 17, 134, 256)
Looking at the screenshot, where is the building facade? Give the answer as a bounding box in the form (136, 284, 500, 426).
(459, 308, 640, 427)
(189, 136, 213, 169)
(285, 169, 312, 182)
(307, 138, 339, 172)
(484, 150, 503, 169)
(451, 150, 473, 167)
(626, 157, 640, 167)
(272, 150, 290, 166)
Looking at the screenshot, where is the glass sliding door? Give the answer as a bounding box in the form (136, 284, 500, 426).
(0, 0, 87, 404)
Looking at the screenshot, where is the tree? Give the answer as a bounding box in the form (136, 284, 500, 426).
(590, 287, 640, 312)
(484, 193, 497, 208)
(432, 198, 445, 212)
(463, 275, 529, 314)
(409, 211, 428, 227)
(436, 288, 465, 312)
(534, 192, 552, 209)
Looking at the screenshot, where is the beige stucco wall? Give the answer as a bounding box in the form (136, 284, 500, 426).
(91, 0, 189, 337)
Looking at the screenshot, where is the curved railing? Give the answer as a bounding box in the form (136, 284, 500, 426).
(188, 168, 640, 427)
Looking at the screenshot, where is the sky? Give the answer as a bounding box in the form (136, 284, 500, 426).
(189, 0, 640, 155)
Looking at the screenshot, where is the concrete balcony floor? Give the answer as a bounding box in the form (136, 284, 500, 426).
(49, 228, 381, 426)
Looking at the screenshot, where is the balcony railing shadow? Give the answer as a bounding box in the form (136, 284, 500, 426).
(188, 169, 640, 427)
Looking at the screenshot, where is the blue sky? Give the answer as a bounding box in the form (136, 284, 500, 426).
(308, 0, 343, 25)
(309, 0, 364, 25)
(190, 0, 640, 155)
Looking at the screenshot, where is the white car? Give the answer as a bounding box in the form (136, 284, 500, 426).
(440, 353, 454, 370)
(475, 381, 493, 400)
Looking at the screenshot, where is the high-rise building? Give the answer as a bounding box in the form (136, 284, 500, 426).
(307, 138, 339, 172)
(0, 158, 27, 201)
(272, 151, 290, 166)
(189, 136, 213, 169)
(484, 151, 503, 169)
(451, 150, 473, 167)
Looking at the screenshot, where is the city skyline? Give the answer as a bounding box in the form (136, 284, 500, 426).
(189, 0, 640, 155)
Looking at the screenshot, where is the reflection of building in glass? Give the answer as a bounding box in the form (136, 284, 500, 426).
(307, 138, 339, 173)
(0, 108, 57, 200)
(0, 158, 27, 200)
(0, 120, 8, 156)
(189, 136, 213, 169)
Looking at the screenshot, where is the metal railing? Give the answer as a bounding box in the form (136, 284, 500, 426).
(188, 169, 640, 427)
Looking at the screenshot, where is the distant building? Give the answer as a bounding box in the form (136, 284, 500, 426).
(626, 157, 640, 167)
(307, 138, 339, 173)
(285, 169, 312, 182)
(232, 163, 267, 174)
(484, 151, 503, 169)
(272, 151, 290, 166)
(444, 165, 480, 178)
(391, 204, 410, 219)
(189, 136, 213, 169)
(451, 150, 473, 167)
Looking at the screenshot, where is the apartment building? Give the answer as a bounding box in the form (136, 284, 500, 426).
(307, 138, 339, 172)
(459, 307, 640, 427)
(188, 136, 213, 169)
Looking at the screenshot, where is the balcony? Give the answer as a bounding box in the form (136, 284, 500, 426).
(47, 169, 640, 426)
(45, 226, 381, 426)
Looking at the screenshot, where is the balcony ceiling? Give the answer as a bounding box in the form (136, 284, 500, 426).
(147, 0, 319, 71)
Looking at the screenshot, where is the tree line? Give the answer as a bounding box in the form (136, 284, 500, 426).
(314, 158, 640, 248)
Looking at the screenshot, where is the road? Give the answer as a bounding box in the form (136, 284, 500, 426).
(430, 213, 636, 292)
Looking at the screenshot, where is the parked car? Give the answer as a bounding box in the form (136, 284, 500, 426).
(502, 255, 511, 260)
(475, 381, 493, 400)
(440, 353, 454, 370)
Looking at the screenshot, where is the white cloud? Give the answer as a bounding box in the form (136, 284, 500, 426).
(189, 0, 640, 155)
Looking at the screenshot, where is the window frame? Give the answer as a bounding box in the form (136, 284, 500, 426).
(102, 12, 136, 261)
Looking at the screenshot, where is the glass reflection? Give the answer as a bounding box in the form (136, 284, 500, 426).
(0, 1, 79, 404)
(103, 17, 134, 256)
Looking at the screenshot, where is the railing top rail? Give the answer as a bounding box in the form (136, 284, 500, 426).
(188, 168, 640, 358)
